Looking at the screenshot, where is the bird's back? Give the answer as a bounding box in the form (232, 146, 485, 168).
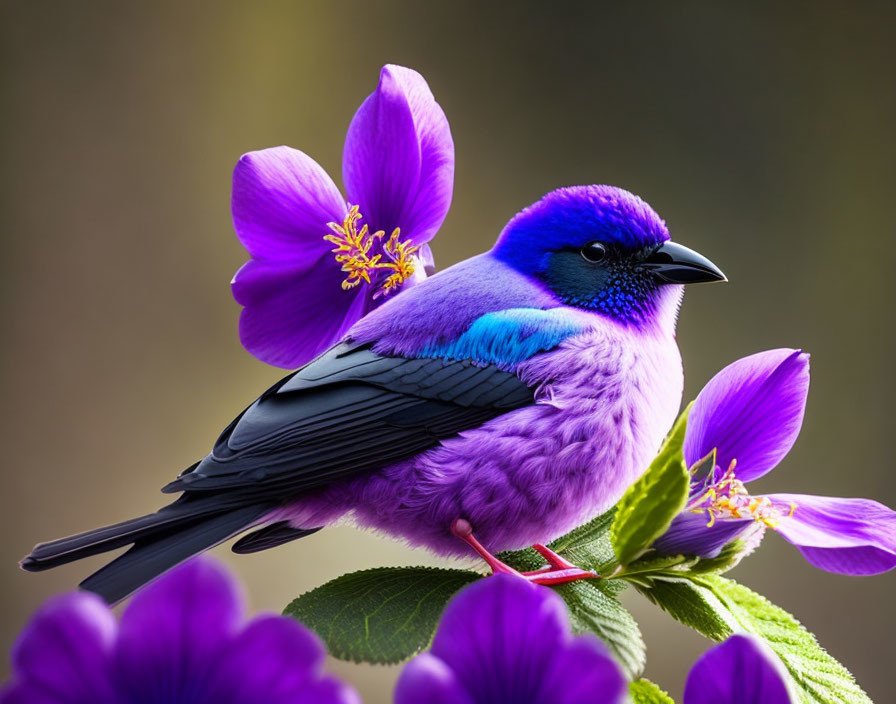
(347, 253, 563, 362)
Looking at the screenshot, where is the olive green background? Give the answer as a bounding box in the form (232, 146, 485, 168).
(2, 2, 894, 701)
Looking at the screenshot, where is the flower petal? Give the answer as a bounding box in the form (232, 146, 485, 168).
(232, 147, 346, 261)
(343, 65, 454, 245)
(684, 349, 809, 482)
(207, 615, 357, 704)
(395, 653, 474, 704)
(684, 634, 796, 704)
(114, 557, 244, 701)
(429, 575, 569, 701)
(0, 683, 64, 704)
(653, 511, 761, 558)
(233, 257, 368, 368)
(768, 494, 896, 575)
(7, 592, 116, 703)
(540, 636, 627, 704)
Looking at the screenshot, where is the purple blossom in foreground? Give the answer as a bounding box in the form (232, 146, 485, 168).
(394, 575, 626, 704)
(1, 557, 358, 704)
(684, 634, 796, 704)
(231, 64, 454, 368)
(654, 348, 896, 575)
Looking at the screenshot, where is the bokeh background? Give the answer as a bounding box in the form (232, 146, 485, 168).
(2, 1, 895, 701)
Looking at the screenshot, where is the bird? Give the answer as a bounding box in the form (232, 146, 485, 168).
(22, 185, 725, 603)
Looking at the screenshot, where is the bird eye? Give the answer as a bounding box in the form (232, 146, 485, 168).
(580, 241, 607, 263)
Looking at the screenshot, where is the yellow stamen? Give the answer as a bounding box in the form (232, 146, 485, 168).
(323, 206, 420, 296)
(688, 459, 797, 530)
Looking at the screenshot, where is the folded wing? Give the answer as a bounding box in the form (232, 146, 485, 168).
(164, 341, 535, 498)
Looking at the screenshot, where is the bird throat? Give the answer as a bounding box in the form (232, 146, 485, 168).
(543, 250, 660, 326)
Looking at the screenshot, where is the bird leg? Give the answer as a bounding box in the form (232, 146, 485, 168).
(532, 543, 581, 570)
(450, 519, 599, 586)
(450, 519, 520, 577)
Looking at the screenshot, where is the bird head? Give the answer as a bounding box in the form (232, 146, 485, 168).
(492, 185, 725, 326)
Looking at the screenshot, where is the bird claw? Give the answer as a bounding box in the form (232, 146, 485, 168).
(518, 566, 600, 585)
(516, 543, 599, 584)
(451, 519, 600, 586)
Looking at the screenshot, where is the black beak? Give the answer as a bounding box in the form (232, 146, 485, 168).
(642, 241, 726, 284)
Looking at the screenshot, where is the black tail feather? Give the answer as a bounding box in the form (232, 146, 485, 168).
(21, 494, 286, 604)
(231, 521, 322, 554)
(79, 504, 271, 604)
(22, 494, 252, 572)
(24, 512, 193, 572)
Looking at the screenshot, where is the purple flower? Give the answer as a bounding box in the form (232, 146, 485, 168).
(1, 557, 359, 704)
(231, 64, 454, 369)
(684, 634, 796, 704)
(394, 575, 626, 704)
(654, 348, 896, 575)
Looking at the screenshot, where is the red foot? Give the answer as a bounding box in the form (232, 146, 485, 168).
(451, 519, 599, 586)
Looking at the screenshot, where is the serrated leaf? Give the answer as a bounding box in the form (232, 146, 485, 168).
(549, 507, 617, 568)
(639, 574, 872, 704)
(701, 575, 872, 704)
(634, 576, 738, 641)
(611, 403, 692, 566)
(630, 678, 676, 704)
(283, 566, 479, 664)
(620, 554, 698, 577)
(559, 580, 645, 679)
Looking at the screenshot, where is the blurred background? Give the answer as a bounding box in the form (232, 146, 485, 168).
(2, 1, 894, 701)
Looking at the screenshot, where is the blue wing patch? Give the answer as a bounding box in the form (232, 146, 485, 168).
(420, 307, 591, 368)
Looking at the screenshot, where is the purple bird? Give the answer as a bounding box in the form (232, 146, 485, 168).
(23, 185, 724, 602)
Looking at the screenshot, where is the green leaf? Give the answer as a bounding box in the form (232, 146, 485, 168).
(619, 541, 748, 582)
(703, 575, 872, 704)
(630, 678, 676, 704)
(620, 553, 699, 577)
(634, 576, 738, 641)
(638, 574, 872, 704)
(559, 580, 645, 679)
(610, 403, 692, 566)
(548, 506, 617, 568)
(283, 566, 479, 664)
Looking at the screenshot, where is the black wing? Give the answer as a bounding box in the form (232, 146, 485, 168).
(163, 342, 535, 498)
